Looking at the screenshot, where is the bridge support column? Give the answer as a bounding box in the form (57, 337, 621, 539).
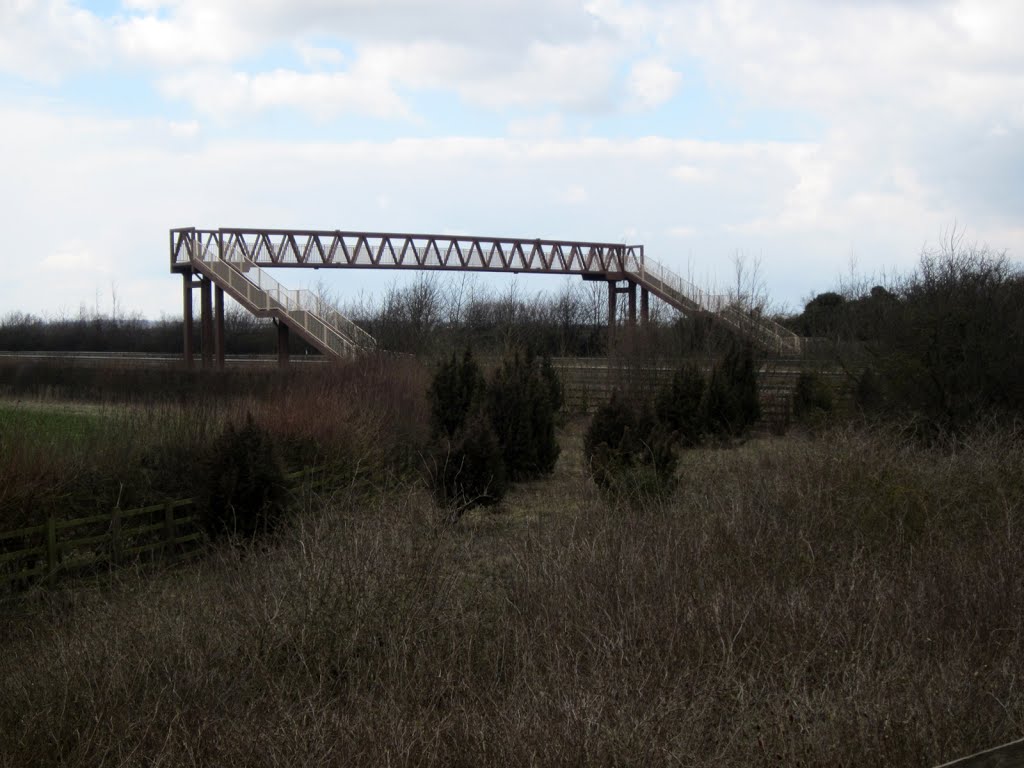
(627, 281, 637, 326)
(640, 287, 649, 325)
(182, 273, 194, 369)
(607, 281, 618, 343)
(200, 277, 213, 370)
(276, 320, 290, 368)
(213, 286, 225, 370)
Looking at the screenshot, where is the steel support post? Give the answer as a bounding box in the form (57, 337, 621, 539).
(214, 286, 225, 370)
(277, 320, 290, 368)
(640, 287, 650, 325)
(182, 272, 194, 369)
(627, 281, 637, 326)
(200, 277, 213, 369)
(607, 280, 617, 342)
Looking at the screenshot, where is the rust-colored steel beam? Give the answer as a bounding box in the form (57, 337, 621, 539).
(607, 281, 617, 342)
(168, 225, 805, 357)
(276, 320, 290, 368)
(200, 277, 213, 369)
(170, 227, 642, 277)
(214, 286, 225, 370)
(182, 272, 194, 369)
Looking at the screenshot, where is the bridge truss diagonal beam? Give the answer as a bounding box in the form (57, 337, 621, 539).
(170, 227, 804, 356)
(171, 227, 643, 276)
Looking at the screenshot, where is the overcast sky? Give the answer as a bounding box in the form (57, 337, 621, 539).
(2, 0, 1022, 319)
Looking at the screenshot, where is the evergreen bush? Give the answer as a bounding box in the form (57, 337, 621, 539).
(584, 392, 677, 500)
(486, 351, 561, 480)
(428, 348, 485, 440)
(655, 362, 706, 446)
(429, 405, 507, 514)
(793, 370, 834, 420)
(704, 343, 760, 437)
(855, 366, 884, 413)
(200, 414, 288, 541)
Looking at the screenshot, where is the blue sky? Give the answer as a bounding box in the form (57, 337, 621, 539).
(1, 0, 1022, 319)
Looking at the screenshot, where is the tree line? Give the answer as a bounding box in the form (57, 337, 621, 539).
(784, 238, 1024, 433)
(0, 276, 746, 360)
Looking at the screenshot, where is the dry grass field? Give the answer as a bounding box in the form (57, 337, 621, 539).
(1, 414, 1022, 766)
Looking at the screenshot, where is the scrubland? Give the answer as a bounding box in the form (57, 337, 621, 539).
(3, 241, 1023, 765)
(1, 410, 1021, 766)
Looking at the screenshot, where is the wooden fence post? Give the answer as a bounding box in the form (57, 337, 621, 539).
(164, 502, 175, 560)
(46, 516, 57, 587)
(111, 508, 122, 566)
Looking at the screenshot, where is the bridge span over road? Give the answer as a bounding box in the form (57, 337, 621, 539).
(170, 227, 801, 368)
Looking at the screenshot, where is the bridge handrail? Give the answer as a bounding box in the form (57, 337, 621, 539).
(174, 229, 375, 352)
(171, 226, 800, 355)
(199, 258, 364, 357)
(635, 254, 729, 313)
(223, 249, 376, 349)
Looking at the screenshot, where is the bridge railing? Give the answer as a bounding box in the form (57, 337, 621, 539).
(216, 227, 644, 275)
(171, 226, 801, 354)
(635, 254, 729, 313)
(219, 248, 376, 350)
(172, 229, 375, 350)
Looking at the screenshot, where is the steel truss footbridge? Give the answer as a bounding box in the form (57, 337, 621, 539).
(170, 227, 801, 367)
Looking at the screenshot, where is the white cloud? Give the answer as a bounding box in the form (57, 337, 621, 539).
(168, 120, 201, 138)
(42, 245, 106, 273)
(115, 10, 253, 66)
(0, 0, 107, 81)
(671, 165, 712, 183)
(564, 185, 589, 204)
(507, 113, 565, 138)
(5, 104, 1016, 320)
(111, 0, 608, 69)
(159, 68, 411, 120)
(668, 226, 696, 238)
(627, 58, 681, 110)
(3, 0, 1023, 320)
(297, 43, 346, 69)
(357, 39, 621, 111)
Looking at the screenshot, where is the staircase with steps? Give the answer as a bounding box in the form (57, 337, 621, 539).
(189, 239, 375, 360)
(629, 254, 803, 356)
(171, 227, 801, 358)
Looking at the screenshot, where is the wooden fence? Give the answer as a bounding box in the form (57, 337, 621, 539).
(0, 467, 321, 594)
(549, 357, 852, 429)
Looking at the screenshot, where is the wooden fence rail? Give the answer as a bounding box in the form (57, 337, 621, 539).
(0, 467, 321, 594)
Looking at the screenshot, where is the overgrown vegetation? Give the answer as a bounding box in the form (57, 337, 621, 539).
(1, 423, 1021, 766)
(583, 392, 677, 501)
(0, 357, 430, 532)
(793, 369, 834, 425)
(201, 416, 289, 541)
(788, 238, 1024, 433)
(425, 348, 562, 513)
(703, 342, 760, 437)
(583, 341, 763, 499)
(1, 236, 1023, 765)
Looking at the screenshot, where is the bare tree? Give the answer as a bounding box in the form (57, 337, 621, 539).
(728, 251, 769, 316)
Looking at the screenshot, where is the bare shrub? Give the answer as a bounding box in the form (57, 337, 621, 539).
(200, 415, 288, 541)
(1, 422, 1023, 765)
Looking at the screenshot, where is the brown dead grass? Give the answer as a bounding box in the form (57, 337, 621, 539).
(1, 422, 1022, 766)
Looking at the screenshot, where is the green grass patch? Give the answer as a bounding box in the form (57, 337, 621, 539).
(0, 403, 113, 450)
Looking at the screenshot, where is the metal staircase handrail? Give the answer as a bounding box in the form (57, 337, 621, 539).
(629, 251, 802, 355)
(218, 246, 376, 350)
(197, 258, 361, 358)
(171, 226, 800, 356)
(187, 247, 372, 359)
